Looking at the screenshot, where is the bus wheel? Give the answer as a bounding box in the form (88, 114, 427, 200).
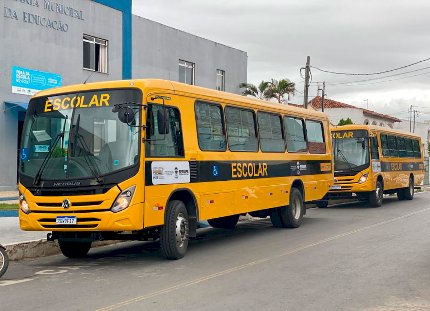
(0, 246, 9, 278)
(369, 181, 383, 207)
(58, 240, 92, 258)
(270, 187, 304, 228)
(403, 176, 414, 200)
(208, 215, 239, 229)
(160, 200, 189, 260)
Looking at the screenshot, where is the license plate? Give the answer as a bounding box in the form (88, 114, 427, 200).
(56, 216, 77, 225)
(330, 185, 342, 190)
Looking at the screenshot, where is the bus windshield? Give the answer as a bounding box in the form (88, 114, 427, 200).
(332, 130, 370, 173)
(19, 89, 142, 182)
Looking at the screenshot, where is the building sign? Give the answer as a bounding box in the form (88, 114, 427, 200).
(3, 0, 85, 33)
(12, 66, 62, 96)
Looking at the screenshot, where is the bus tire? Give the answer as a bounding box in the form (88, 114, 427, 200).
(160, 200, 189, 260)
(403, 176, 414, 200)
(58, 240, 92, 258)
(208, 215, 239, 229)
(0, 246, 9, 278)
(369, 180, 383, 207)
(271, 187, 304, 228)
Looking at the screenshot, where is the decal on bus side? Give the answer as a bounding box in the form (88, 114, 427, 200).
(151, 161, 191, 185)
(231, 162, 268, 179)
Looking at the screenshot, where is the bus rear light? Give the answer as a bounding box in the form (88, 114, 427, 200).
(358, 173, 369, 184)
(19, 193, 31, 214)
(111, 186, 136, 213)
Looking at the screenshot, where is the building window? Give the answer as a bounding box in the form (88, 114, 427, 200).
(216, 69, 225, 91)
(83, 35, 108, 73)
(179, 60, 195, 85)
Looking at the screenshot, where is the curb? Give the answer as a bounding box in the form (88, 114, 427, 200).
(5, 239, 122, 261)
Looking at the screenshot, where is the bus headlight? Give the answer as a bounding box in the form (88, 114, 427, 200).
(358, 173, 369, 184)
(111, 186, 136, 213)
(19, 193, 31, 214)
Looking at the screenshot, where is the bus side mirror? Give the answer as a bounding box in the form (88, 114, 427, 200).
(157, 109, 169, 135)
(118, 107, 135, 124)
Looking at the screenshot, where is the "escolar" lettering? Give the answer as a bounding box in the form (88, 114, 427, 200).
(44, 94, 110, 112)
(231, 162, 268, 178)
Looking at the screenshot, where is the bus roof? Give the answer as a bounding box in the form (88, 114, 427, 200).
(332, 124, 421, 138)
(33, 79, 328, 119)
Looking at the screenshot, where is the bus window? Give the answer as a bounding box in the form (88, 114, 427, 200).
(370, 136, 379, 160)
(412, 139, 421, 158)
(387, 135, 398, 157)
(397, 137, 406, 158)
(380, 134, 389, 156)
(195, 101, 226, 151)
(405, 138, 413, 158)
(305, 120, 326, 154)
(257, 112, 285, 152)
(146, 104, 184, 157)
(284, 117, 307, 153)
(225, 107, 258, 152)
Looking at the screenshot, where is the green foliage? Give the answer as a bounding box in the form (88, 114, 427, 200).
(52, 147, 67, 158)
(240, 78, 296, 103)
(338, 118, 354, 126)
(0, 204, 18, 210)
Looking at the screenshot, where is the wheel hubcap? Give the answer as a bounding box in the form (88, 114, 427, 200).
(410, 181, 413, 195)
(376, 185, 382, 202)
(292, 197, 302, 219)
(175, 213, 189, 248)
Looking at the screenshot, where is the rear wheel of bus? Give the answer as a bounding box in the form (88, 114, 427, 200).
(160, 200, 189, 260)
(58, 240, 92, 258)
(270, 187, 304, 228)
(369, 180, 383, 207)
(397, 176, 414, 201)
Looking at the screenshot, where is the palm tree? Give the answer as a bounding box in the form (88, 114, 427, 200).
(239, 81, 270, 100)
(266, 79, 296, 104)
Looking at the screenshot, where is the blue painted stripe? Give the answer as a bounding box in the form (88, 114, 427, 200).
(0, 210, 18, 217)
(92, 0, 132, 79)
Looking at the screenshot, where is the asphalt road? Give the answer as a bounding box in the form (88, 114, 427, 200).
(1, 193, 430, 311)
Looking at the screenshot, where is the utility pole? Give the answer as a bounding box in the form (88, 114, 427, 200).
(409, 105, 413, 132)
(303, 56, 310, 108)
(321, 82, 326, 112)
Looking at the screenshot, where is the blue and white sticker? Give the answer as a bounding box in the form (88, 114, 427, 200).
(34, 145, 50, 153)
(20, 148, 29, 161)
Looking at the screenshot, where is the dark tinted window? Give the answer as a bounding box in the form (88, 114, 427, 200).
(380, 134, 389, 156)
(412, 139, 421, 158)
(397, 137, 406, 157)
(195, 101, 226, 151)
(387, 135, 398, 157)
(225, 107, 258, 152)
(146, 104, 184, 157)
(305, 120, 326, 154)
(284, 117, 307, 152)
(405, 138, 414, 157)
(370, 136, 379, 160)
(257, 112, 285, 152)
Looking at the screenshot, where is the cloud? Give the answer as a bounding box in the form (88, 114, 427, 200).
(132, 0, 430, 112)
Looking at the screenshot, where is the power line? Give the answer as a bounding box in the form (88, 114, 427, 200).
(321, 66, 430, 86)
(311, 57, 430, 76)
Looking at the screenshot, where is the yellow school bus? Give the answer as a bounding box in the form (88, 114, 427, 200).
(324, 124, 424, 208)
(18, 79, 333, 259)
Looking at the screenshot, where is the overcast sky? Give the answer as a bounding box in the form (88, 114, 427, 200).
(133, 0, 430, 121)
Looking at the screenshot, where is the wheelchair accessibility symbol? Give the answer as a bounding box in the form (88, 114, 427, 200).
(212, 165, 219, 177)
(20, 148, 29, 161)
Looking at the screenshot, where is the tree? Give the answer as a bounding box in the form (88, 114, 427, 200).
(239, 81, 270, 100)
(338, 118, 354, 126)
(265, 79, 296, 104)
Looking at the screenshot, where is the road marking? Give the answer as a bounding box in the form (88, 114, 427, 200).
(0, 279, 34, 286)
(97, 206, 430, 311)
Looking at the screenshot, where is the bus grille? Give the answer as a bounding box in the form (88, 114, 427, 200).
(35, 201, 103, 208)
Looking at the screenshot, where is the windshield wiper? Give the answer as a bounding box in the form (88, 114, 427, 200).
(70, 114, 103, 184)
(33, 116, 68, 185)
(335, 148, 356, 172)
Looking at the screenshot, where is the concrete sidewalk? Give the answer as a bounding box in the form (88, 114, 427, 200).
(0, 190, 18, 204)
